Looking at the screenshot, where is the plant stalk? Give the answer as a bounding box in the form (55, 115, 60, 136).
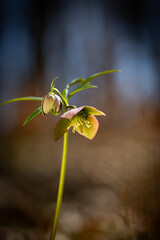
(50, 131, 69, 240)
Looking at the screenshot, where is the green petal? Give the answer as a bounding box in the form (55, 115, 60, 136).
(75, 115, 99, 140)
(83, 106, 106, 116)
(54, 118, 71, 141)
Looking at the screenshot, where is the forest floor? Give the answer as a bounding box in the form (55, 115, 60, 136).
(0, 124, 160, 240)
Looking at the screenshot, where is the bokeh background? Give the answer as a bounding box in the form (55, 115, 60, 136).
(0, 0, 160, 239)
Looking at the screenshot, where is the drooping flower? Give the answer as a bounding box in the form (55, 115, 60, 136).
(54, 106, 105, 141)
(42, 94, 62, 115)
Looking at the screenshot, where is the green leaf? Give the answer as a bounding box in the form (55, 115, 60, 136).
(0, 96, 43, 106)
(54, 118, 71, 141)
(23, 106, 42, 126)
(62, 77, 85, 98)
(76, 70, 121, 90)
(67, 85, 97, 99)
(67, 77, 85, 87)
(51, 77, 58, 92)
(62, 85, 69, 98)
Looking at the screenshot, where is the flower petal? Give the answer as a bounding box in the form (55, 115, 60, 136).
(42, 94, 54, 114)
(54, 118, 71, 141)
(61, 107, 84, 119)
(61, 106, 105, 119)
(83, 106, 106, 116)
(50, 95, 62, 115)
(75, 115, 99, 140)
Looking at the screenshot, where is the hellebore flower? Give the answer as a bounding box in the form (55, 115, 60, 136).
(54, 106, 105, 141)
(42, 94, 62, 115)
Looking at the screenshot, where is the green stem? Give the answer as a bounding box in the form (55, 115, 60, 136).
(50, 131, 69, 240)
(51, 88, 68, 110)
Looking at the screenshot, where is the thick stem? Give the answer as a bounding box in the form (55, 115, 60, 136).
(50, 131, 69, 240)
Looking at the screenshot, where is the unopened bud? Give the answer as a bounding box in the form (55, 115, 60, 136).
(51, 94, 62, 115)
(42, 94, 62, 115)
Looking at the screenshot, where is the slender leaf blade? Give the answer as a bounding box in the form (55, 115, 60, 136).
(62, 85, 69, 98)
(77, 70, 121, 89)
(68, 85, 97, 99)
(51, 77, 58, 92)
(23, 106, 42, 126)
(68, 77, 85, 87)
(0, 96, 43, 106)
(62, 77, 85, 98)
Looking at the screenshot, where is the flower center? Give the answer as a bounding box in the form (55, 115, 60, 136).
(72, 111, 92, 133)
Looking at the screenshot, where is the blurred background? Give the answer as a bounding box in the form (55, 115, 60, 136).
(0, 0, 160, 239)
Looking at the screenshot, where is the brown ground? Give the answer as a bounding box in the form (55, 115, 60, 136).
(0, 117, 160, 240)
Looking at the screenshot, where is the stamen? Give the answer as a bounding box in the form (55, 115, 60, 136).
(72, 127, 76, 133)
(80, 117, 91, 128)
(72, 111, 92, 133)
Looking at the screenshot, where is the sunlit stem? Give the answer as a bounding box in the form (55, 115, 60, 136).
(66, 105, 77, 109)
(52, 88, 68, 110)
(50, 131, 69, 240)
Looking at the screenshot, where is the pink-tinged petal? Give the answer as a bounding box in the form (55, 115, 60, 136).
(51, 95, 62, 114)
(61, 107, 84, 119)
(42, 94, 54, 114)
(83, 106, 106, 116)
(75, 115, 99, 140)
(54, 118, 71, 141)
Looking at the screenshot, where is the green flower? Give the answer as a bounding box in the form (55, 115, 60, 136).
(54, 106, 105, 141)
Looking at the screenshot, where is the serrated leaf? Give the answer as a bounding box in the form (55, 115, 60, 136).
(23, 106, 42, 126)
(76, 70, 121, 90)
(68, 85, 97, 99)
(0, 96, 43, 106)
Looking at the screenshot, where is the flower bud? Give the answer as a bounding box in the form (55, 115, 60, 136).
(51, 94, 62, 115)
(42, 94, 62, 115)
